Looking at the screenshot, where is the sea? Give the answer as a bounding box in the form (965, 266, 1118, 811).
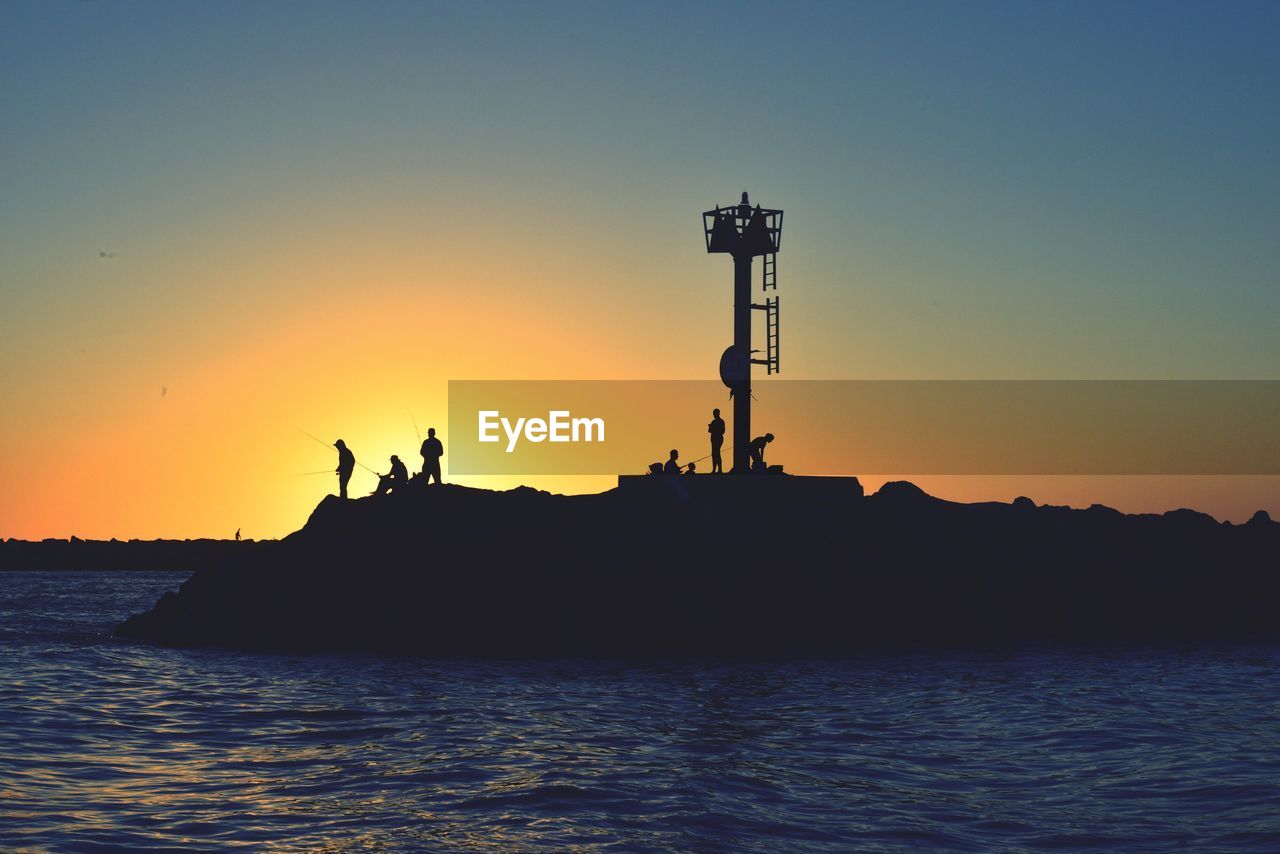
(2, 570, 1279, 851)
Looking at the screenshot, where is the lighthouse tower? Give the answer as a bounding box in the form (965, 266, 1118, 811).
(703, 192, 783, 473)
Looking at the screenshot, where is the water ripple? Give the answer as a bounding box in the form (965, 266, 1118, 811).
(3, 571, 1280, 850)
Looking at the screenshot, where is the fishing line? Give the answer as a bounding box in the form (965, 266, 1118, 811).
(296, 427, 380, 475)
(642, 445, 733, 473)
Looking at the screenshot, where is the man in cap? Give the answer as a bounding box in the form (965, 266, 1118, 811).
(374, 454, 409, 496)
(335, 439, 355, 499)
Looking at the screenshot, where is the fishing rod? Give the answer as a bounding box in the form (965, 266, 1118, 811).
(291, 469, 334, 477)
(642, 445, 734, 474)
(683, 443, 734, 471)
(298, 427, 334, 452)
(296, 427, 380, 475)
(406, 407, 422, 444)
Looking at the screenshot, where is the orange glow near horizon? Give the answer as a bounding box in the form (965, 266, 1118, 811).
(4, 225, 1280, 539)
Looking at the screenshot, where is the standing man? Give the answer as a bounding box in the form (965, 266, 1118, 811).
(335, 438, 355, 499)
(420, 427, 444, 485)
(708, 407, 726, 474)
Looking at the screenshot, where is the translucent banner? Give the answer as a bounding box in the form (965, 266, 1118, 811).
(446, 380, 1280, 476)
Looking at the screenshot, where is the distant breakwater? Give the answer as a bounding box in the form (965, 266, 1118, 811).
(1, 538, 275, 572)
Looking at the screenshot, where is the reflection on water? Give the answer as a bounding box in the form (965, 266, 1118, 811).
(2, 571, 1280, 850)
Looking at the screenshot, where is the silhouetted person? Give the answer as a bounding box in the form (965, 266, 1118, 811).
(335, 439, 355, 499)
(420, 427, 444, 485)
(664, 449, 681, 475)
(749, 433, 774, 472)
(685, 462, 697, 475)
(235, 528, 241, 542)
(708, 408, 725, 474)
(375, 455, 409, 496)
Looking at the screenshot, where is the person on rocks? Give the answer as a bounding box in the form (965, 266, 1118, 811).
(748, 433, 774, 472)
(708, 408, 726, 474)
(335, 439, 356, 499)
(374, 454, 409, 496)
(664, 449, 682, 475)
(420, 427, 444, 486)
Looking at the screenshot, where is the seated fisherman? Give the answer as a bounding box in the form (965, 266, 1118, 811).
(374, 454, 409, 495)
(663, 449, 682, 475)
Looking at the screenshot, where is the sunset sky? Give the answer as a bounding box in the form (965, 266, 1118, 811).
(2, 1, 1279, 539)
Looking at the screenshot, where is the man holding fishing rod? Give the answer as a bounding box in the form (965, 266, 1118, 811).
(334, 439, 355, 499)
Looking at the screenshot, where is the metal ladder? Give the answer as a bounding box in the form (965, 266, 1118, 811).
(751, 296, 780, 374)
(762, 253, 777, 290)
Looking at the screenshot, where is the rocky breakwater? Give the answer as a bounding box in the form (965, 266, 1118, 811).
(116, 478, 1280, 653)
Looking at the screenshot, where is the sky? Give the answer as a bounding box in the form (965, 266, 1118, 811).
(2, 1, 1278, 539)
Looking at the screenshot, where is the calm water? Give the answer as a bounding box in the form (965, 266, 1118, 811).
(2, 572, 1280, 851)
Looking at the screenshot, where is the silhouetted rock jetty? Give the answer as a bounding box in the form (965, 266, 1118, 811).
(115, 478, 1280, 653)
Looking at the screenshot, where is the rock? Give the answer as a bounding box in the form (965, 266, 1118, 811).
(114, 480, 1280, 653)
(872, 481, 933, 502)
(1162, 508, 1221, 530)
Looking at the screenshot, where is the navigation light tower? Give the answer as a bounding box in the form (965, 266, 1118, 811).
(703, 191, 782, 473)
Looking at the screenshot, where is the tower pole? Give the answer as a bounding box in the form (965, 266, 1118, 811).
(733, 251, 752, 473)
